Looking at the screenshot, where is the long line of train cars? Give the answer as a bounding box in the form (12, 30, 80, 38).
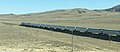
(20, 22, 120, 40)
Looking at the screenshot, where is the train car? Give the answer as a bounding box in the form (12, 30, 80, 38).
(36, 24, 41, 28)
(75, 27, 88, 33)
(31, 24, 36, 27)
(66, 26, 76, 31)
(25, 23, 32, 27)
(51, 25, 58, 29)
(102, 29, 120, 36)
(45, 24, 51, 29)
(58, 25, 66, 30)
(20, 22, 31, 26)
(87, 28, 102, 34)
(39, 24, 43, 28)
(40, 24, 46, 28)
(20, 22, 26, 26)
(32, 24, 41, 28)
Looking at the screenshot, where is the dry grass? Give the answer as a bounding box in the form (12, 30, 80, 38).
(0, 10, 120, 52)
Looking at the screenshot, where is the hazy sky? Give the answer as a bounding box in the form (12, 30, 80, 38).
(0, 0, 120, 14)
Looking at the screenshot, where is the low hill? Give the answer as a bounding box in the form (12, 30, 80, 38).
(22, 8, 89, 16)
(105, 5, 120, 12)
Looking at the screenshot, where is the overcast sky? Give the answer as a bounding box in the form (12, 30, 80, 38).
(0, 0, 120, 14)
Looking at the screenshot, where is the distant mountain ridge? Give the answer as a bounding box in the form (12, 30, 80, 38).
(0, 5, 120, 15)
(105, 5, 120, 12)
(21, 8, 89, 16)
(19, 5, 120, 15)
(39, 8, 88, 14)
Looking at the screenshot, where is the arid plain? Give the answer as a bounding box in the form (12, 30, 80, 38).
(0, 9, 120, 52)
